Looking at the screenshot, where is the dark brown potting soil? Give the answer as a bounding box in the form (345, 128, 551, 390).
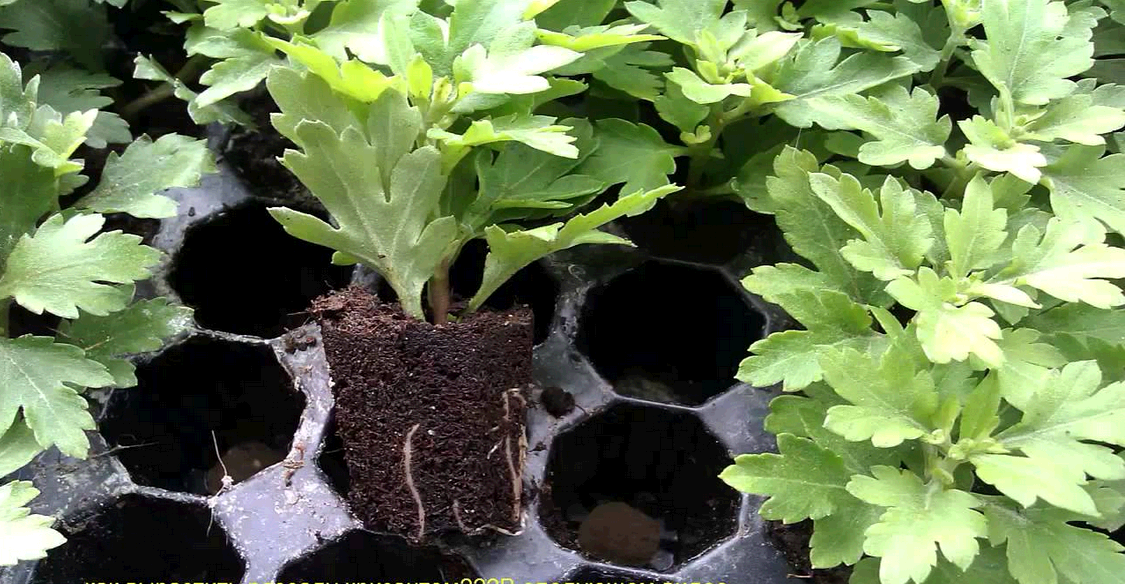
(313, 287, 532, 541)
(768, 520, 852, 584)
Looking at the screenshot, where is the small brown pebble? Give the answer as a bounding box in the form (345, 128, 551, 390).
(577, 501, 661, 566)
(540, 386, 576, 417)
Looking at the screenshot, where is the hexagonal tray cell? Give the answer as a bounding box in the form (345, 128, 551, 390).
(30, 494, 244, 584)
(277, 530, 477, 582)
(578, 261, 765, 405)
(539, 403, 740, 571)
(99, 337, 305, 495)
(168, 203, 353, 338)
(617, 199, 785, 266)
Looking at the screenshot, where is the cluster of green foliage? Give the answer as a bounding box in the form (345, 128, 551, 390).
(0, 0, 214, 563)
(707, 1, 1125, 584)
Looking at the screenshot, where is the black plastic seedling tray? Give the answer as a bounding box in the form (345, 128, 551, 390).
(0, 127, 802, 584)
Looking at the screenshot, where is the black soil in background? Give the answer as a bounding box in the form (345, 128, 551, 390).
(768, 521, 852, 584)
(31, 495, 244, 583)
(314, 287, 533, 541)
(168, 203, 353, 338)
(618, 199, 785, 265)
(223, 91, 320, 210)
(539, 403, 740, 570)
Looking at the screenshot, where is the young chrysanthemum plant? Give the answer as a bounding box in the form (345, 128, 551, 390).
(234, 0, 680, 540)
(0, 48, 212, 562)
(717, 1, 1125, 584)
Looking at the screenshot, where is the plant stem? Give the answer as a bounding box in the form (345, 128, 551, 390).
(427, 259, 452, 325)
(0, 299, 8, 338)
(120, 55, 208, 120)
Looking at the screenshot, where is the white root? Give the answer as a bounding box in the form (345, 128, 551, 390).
(503, 388, 527, 525)
(403, 423, 425, 541)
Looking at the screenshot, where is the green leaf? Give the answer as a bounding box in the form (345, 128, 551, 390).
(456, 25, 581, 95)
(624, 0, 726, 46)
(887, 268, 1004, 367)
(0, 481, 66, 566)
(972, 452, 1100, 516)
(944, 176, 1008, 279)
(972, 0, 1098, 105)
(57, 299, 194, 388)
(847, 466, 987, 584)
(984, 502, 1125, 584)
(820, 345, 938, 447)
(809, 173, 934, 280)
(203, 0, 270, 29)
(806, 86, 951, 170)
(32, 65, 130, 149)
(739, 326, 885, 392)
(576, 118, 681, 197)
(266, 38, 401, 103)
(313, 0, 419, 63)
(849, 545, 1018, 584)
(0, 420, 39, 477)
(0, 51, 35, 129)
(1021, 93, 1125, 146)
(536, 23, 664, 52)
(133, 56, 251, 126)
(196, 50, 282, 109)
(1040, 144, 1125, 235)
(591, 43, 673, 101)
(428, 114, 580, 162)
(0, 144, 56, 265)
(0, 0, 109, 70)
(997, 361, 1125, 483)
(446, 0, 536, 72)
(763, 147, 886, 304)
(1024, 303, 1125, 344)
(0, 106, 97, 175)
(0, 336, 112, 458)
(721, 433, 858, 522)
(990, 218, 1125, 309)
(654, 79, 709, 132)
(769, 37, 920, 128)
(960, 116, 1047, 184)
(665, 67, 752, 104)
(270, 119, 458, 320)
(76, 134, 215, 219)
(267, 66, 360, 147)
(993, 329, 1066, 410)
(470, 185, 680, 310)
(833, 10, 942, 72)
(0, 214, 162, 319)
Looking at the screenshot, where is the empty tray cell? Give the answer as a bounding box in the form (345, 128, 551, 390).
(168, 203, 352, 338)
(99, 337, 305, 495)
(31, 494, 244, 584)
(578, 261, 765, 405)
(276, 530, 477, 582)
(618, 199, 784, 265)
(540, 403, 739, 571)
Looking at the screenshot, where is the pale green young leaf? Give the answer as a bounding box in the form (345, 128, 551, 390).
(960, 116, 1047, 183)
(57, 299, 194, 388)
(0, 0, 109, 70)
(972, 0, 1098, 105)
(203, 0, 270, 30)
(810, 173, 934, 280)
(1022, 93, 1125, 146)
(457, 25, 581, 95)
(887, 268, 1004, 367)
(847, 466, 986, 584)
(849, 547, 1018, 584)
(31, 65, 129, 149)
(0, 420, 38, 477)
(270, 120, 458, 320)
(0, 106, 96, 175)
(768, 37, 919, 128)
(313, 0, 419, 63)
(1040, 145, 1125, 235)
(536, 23, 664, 52)
(266, 39, 401, 103)
(972, 453, 1099, 516)
(469, 185, 679, 310)
(576, 118, 680, 196)
(741, 263, 841, 303)
(446, 0, 536, 70)
(820, 345, 938, 447)
(267, 66, 360, 147)
(195, 51, 282, 109)
(945, 176, 1009, 278)
(997, 361, 1125, 481)
(991, 218, 1125, 309)
(739, 327, 885, 392)
(0, 214, 161, 319)
(664, 67, 752, 104)
(730, 30, 802, 72)
(0, 51, 35, 128)
(984, 502, 1125, 584)
(0, 336, 112, 458)
(132, 56, 250, 126)
(428, 114, 579, 161)
(76, 134, 215, 219)
(0, 481, 65, 566)
(653, 80, 709, 131)
(993, 329, 1066, 409)
(624, 0, 725, 46)
(806, 86, 951, 170)
(721, 433, 857, 523)
(763, 148, 886, 304)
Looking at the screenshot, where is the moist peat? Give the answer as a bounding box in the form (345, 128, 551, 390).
(313, 287, 532, 541)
